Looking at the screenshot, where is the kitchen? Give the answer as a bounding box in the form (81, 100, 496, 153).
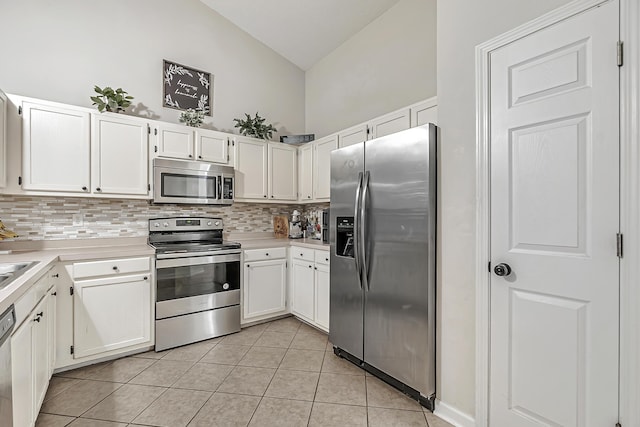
(1, 0, 639, 427)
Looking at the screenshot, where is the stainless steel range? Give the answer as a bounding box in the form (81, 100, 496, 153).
(149, 217, 241, 351)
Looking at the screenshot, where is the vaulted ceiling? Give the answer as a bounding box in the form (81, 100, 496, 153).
(200, 0, 402, 70)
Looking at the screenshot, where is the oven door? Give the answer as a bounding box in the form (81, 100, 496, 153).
(155, 253, 240, 319)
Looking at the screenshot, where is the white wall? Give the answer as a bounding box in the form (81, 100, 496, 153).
(0, 0, 305, 140)
(305, 0, 436, 138)
(436, 0, 572, 419)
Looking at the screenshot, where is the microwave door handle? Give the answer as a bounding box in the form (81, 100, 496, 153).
(218, 177, 222, 200)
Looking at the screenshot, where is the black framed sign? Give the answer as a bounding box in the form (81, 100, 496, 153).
(163, 60, 213, 115)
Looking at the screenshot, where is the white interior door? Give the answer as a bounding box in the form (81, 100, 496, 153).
(489, 2, 619, 426)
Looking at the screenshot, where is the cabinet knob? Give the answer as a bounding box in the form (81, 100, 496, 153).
(314, 267, 318, 270)
(143, 276, 148, 280)
(33, 317, 41, 323)
(308, 265, 312, 269)
(300, 253, 303, 257)
(325, 258, 329, 262)
(189, 154, 193, 158)
(271, 195, 274, 198)
(96, 187, 101, 192)
(52, 273, 59, 278)
(112, 266, 118, 271)
(82, 186, 87, 191)
(247, 264, 250, 268)
(37, 312, 43, 317)
(264, 195, 267, 198)
(308, 195, 311, 199)
(51, 292, 57, 296)
(198, 155, 202, 159)
(266, 253, 269, 256)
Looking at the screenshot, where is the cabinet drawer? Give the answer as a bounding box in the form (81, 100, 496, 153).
(314, 250, 330, 265)
(72, 257, 150, 279)
(244, 247, 287, 262)
(291, 247, 314, 262)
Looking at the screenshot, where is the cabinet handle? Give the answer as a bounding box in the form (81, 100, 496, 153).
(51, 292, 57, 296)
(82, 186, 87, 191)
(33, 317, 41, 323)
(112, 266, 118, 271)
(37, 312, 43, 317)
(52, 273, 59, 278)
(96, 187, 101, 192)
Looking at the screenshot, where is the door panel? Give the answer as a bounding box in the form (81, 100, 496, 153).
(363, 125, 436, 394)
(489, 2, 619, 426)
(329, 143, 365, 359)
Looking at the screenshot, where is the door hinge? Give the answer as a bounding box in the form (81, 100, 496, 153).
(147, 124, 151, 134)
(18, 176, 22, 186)
(154, 145, 158, 153)
(617, 41, 623, 67)
(227, 154, 230, 161)
(69, 286, 74, 296)
(18, 106, 22, 115)
(70, 345, 74, 355)
(148, 184, 151, 191)
(617, 233, 623, 258)
(366, 126, 370, 135)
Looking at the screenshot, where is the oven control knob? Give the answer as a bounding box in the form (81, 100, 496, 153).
(207, 221, 212, 226)
(154, 222, 160, 228)
(223, 283, 230, 290)
(163, 222, 169, 228)
(215, 221, 220, 226)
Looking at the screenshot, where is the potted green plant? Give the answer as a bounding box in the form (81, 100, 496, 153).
(90, 86, 134, 113)
(233, 112, 277, 140)
(179, 108, 206, 127)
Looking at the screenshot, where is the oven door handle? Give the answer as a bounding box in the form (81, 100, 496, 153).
(156, 253, 241, 269)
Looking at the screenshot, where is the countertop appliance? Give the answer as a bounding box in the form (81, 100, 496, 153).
(329, 124, 437, 410)
(0, 304, 15, 427)
(153, 158, 234, 205)
(149, 217, 241, 351)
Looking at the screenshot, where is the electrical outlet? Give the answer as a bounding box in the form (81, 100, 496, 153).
(72, 214, 83, 226)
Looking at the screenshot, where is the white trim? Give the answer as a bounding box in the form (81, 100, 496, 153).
(619, 1, 640, 426)
(474, 1, 631, 426)
(435, 399, 476, 427)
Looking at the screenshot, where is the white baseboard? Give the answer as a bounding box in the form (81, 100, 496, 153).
(434, 399, 476, 427)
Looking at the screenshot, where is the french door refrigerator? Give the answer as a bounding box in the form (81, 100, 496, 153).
(329, 123, 436, 409)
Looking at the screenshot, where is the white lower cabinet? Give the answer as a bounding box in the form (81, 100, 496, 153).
(242, 248, 288, 323)
(73, 274, 152, 358)
(290, 246, 330, 332)
(11, 269, 57, 427)
(55, 256, 153, 369)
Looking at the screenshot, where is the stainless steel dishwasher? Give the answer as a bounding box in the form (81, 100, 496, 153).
(0, 304, 15, 427)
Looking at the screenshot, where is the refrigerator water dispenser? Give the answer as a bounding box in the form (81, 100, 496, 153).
(336, 216, 355, 258)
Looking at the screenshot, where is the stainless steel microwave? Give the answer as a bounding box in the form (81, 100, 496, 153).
(153, 158, 234, 205)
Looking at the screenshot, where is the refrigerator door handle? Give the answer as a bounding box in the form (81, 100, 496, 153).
(361, 170, 370, 291)
(354, 172, 364, 289)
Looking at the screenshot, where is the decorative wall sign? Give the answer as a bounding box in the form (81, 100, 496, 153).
(163, 60, 212, 115)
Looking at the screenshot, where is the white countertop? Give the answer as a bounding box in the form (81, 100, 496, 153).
(0, 233, 329, 314)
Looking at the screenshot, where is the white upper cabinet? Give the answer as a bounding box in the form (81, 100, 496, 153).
(338, 124, 368, 148)
(268, 143, 297, 201)
(195, 129, 230, 163)
(234, 136, 268, 199)
(313, 134, 337, 200)
(369, 108, 411, 139)
(234, 137, 296, 201)
(410, 96, 438, 126)
(92, 114, 149, 196)
(155, 123, 231, 165)
(156, 122, 195, 160)
(0, 89, 7, 188)
(21, 100, 91, 193)
(298, 144, 313, 201)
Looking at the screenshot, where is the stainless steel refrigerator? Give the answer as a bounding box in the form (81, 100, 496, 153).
(329, 124, 436, 409)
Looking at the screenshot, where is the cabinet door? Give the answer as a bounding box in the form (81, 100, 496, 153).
(156, 123, 194, 160)
(313, 135, 337, 200)
(298, 144, 313, 201)
(314, 264, 330, 332)
(411, 97, 438, 126)
(22, 101, 90, 192)
(33, 296, 49, 411)
(338, 124, 368, 148)
(47, 286, 57, 376)
(12, 312, 34, 427)
(0, 89, 6, 188)
(291, 259, 315, 323)
(243, 259, 287, 320)
(195, 129, 229, 164)
(92, 114, 149, 196)
(74, 274, 151, 359)
(269, 143, 297, 200)
(369, 108, 411, 139)
(235, 137, 268, 199)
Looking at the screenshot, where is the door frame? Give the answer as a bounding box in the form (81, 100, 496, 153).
(474, 0, 640, 426)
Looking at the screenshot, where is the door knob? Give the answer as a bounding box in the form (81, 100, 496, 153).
(494, 263, 512, 277)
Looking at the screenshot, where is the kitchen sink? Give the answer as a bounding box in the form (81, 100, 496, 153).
(0, 262, 37, 290)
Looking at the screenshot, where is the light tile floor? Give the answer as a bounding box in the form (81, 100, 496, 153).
(37, 316, 454, 427)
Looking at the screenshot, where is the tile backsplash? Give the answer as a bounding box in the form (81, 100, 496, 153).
(0, 195, 328, 241)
